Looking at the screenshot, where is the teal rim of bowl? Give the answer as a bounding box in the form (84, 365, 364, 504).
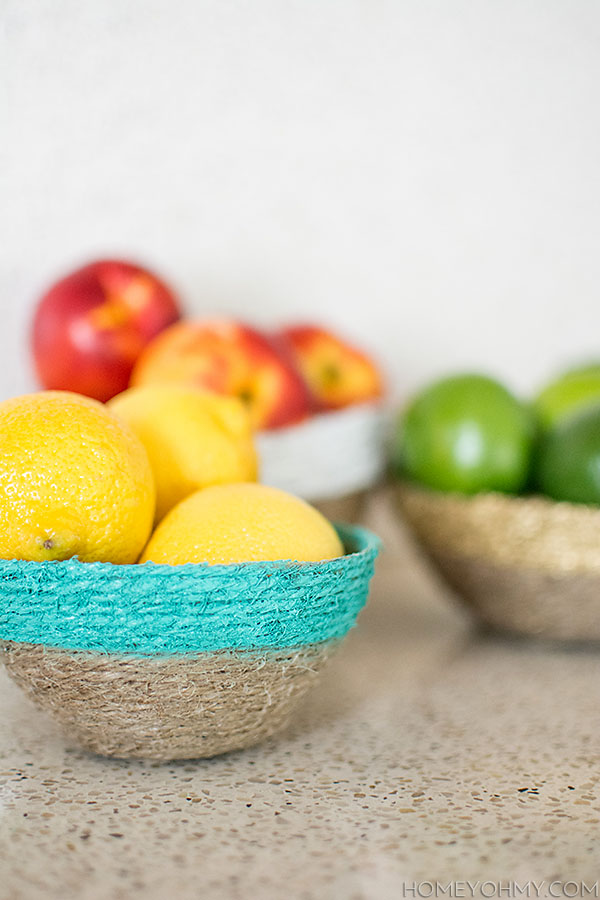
(0, 523, 380, 657)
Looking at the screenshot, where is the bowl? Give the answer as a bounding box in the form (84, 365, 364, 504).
(256, 404, 388, 521)
(0, 524, 380, 760)
(396, 481, 600, 642)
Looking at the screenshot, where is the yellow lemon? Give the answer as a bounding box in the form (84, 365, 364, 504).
(108, 385, 258, 523)
(140, 482, 344, 565)
(0, 391, 155, 563)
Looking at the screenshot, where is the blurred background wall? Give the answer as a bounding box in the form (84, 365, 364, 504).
(2, 0, 600, 401)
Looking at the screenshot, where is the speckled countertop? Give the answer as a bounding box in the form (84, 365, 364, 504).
(1, 492, 600, 900)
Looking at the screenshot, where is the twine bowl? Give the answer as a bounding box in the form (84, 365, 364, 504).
(256, 404, 388, 522)
(396, 480, 600, 642)
(0, 523, 379, 760)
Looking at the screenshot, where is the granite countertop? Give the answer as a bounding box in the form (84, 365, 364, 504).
(1, 491, 600, 899)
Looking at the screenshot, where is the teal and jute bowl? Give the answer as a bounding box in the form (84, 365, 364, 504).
(0, 523, 379, 760)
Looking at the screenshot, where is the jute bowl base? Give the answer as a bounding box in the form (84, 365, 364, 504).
(397, 482, 600, 642)
(1, 641, 333, 760)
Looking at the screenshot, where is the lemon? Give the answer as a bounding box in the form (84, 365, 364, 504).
(108, 385, 258, 522)
(0, 391, 155, 563)
(140, 482, 344, 565)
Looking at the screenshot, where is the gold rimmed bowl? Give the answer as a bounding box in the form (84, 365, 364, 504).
(396, 480, 600, 641)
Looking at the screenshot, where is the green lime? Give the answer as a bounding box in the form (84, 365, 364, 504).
(535, 403, 600, 504)
(394, 373, 535, 494)
(534, 365, 600, 429)
(564, 362, 600, 378)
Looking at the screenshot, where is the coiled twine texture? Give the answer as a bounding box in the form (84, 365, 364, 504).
(0, 524, 379, 656)
(397, 482, 600, 641)
(0, 524, 379, 759)
(1, 641, 334, 760)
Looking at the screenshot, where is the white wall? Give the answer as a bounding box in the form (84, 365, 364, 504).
(3, 0, 600, 403)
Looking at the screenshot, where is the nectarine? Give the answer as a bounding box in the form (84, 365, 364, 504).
(279, 325, 384, 411)
(32, 260, 181, 402)
(131, 319, 312, 430)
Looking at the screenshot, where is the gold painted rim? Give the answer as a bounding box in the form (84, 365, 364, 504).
(396, 481, 600, 576)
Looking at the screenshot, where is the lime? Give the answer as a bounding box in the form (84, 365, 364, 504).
(534, 365, 600, 429)
(535, 403, 600, 504)
(562, 361, 600, 378)
(394, 373, 535, 494)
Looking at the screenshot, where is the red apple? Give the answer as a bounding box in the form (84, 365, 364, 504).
(131, 318, 312, 430)
(278, 324, 384, 411)
(32, 260, 181, 402)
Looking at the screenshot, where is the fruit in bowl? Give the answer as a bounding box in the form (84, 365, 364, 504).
(29, 251, 387, 519)
(0, 390, 380, 758)
(393, 369, 600, 641)
(534, 403, 600, 505)
(533, 362, 600, 429)
(141, 482, 344, 565)
(267, 325, 385, 504)
(131, 318, 312, 430)
(108, 384, 258, 522)
(262, 325, 386, 516)
(131, 315, 387, 517)
(277, 324, 384, 411)
(393, 373, 536, 495)
(0, 391, 155, 563)
(31, 259, 181, 402)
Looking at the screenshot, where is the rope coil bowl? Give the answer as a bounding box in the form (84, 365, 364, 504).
(256, 404, 389, 521)
(396, 481, 600, 642)
(0, 523, 379, 760)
